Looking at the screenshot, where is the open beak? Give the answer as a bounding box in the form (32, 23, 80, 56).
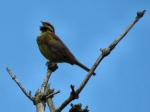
(41, 21, 47, 26)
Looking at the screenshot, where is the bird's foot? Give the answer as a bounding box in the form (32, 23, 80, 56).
(46, 61, 58, 72)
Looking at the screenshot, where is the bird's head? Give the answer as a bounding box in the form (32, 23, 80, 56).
(40, 21, 55, 33)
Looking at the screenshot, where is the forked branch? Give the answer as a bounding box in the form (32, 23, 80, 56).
(56, 10, 146, 112)
(5, 10, 145, 112)
(6, 67, 34, 101)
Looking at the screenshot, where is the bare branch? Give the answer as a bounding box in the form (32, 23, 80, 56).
(108, 10, 146, 51)
(35, 63, 58, 112)
(46, 90, 60, 99)
(43, 85, 60, 112)
(56, 10, 146, 112)
(36, 103, 45, 112)
(69, 103, 89, 112)
(47, 98, 56, 112)
(41, 69, 53, 92)
(44, 85, 60, 112)
(6, 67, 34, 101)
(41, 63, 58, 92)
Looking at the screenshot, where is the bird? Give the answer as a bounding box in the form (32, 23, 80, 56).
(37, 21, 95, 75)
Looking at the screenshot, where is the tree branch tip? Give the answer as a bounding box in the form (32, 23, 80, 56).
(46, 90, 60, 99)
(70, 85, 75, 92)
(100, 48, 103, 52)
(70, 85, 79, 99)
(56, 90, 61, 94)
(70, 84, 74, 88)
(29, 91, 32, 96)
(136, 10, 146, 19)
(6, 67, 9, 71)
(6, 67, 16, 79)
(6, 67, 11, 73)
(54, 90, 61, 95)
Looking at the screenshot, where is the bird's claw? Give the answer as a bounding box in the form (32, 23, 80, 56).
(46, 61, 58, 72)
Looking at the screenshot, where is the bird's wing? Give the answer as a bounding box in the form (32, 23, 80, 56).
(44, 32, 77, 64)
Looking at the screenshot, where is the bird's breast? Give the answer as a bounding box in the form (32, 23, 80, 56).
(37, 35, 61, 62)
(37, 36, 52, 60)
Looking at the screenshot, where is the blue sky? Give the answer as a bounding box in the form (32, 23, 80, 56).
(0, 0, 150, 112)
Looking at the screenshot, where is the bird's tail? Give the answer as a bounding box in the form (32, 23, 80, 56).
(75, 61, 96, 75)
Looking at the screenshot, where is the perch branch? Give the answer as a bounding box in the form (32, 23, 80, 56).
(41, 69, 53, 92)
(34, 69, 53, 112)
(56, 10, 146, 112)
(35, 63, 58, 112)
(6, 67, 34, 101)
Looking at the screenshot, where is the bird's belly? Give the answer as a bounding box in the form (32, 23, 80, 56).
(38, 44, 63, 63)
(39, 44, 54, 60)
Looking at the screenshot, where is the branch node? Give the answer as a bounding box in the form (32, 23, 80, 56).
(70, 85, 79, 99)
(29, 90, 32, 96)
(34, 91, 46, 105)
(12, 75, 16, 79)
(42, 88, 54, 100)
(46, 90, 60, 99)
(69, 103, 89, 112)
(100, 48, 111, 56)
(6, 67, 34, 101)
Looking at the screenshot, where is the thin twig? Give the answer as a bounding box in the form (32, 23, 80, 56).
(56, 10, 146, 112)
(6, 67, 34, 101)
(41, 63, 58, 92)
(46, 90, 60, 99)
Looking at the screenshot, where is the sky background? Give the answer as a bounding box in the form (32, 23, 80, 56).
(0, 0, 150, 112)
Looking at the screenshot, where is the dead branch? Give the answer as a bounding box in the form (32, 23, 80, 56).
(6, 67, 34, 101)
(34, 63, 58, 112)
(6, 63, 58, 112)
(56, 10, 146, 112)
(5, 10, 145, 112)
